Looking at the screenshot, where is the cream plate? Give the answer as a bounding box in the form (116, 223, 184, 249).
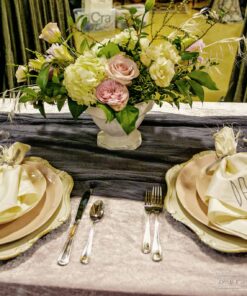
(196, 162, 214, 205)
(165, 151, 247, 253)
(0, 160, 63, 245)
(175, 152, 228, 234)
(0, 157, 73, 260)
(0, 164, 47, 224)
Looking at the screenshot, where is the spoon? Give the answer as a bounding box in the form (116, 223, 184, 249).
(80, 200, 104, 264)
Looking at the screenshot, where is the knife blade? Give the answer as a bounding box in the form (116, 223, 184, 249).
(57, 189, 92, 266)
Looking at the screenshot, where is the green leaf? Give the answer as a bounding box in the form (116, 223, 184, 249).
(19, 95, 33, 103)
(188, 80, 204, 101)
(175, 80, 189, 96)
(37, 64, 50, 91)
(129, 7, 137, 14)
(98, 42, 120, 58)
(97, 104, 115, 122)
(175, 80, 192, 107)
(181, 51, 199, 61)
(115, 105, 139, 135)
(34, 101, 46, 118)
(57, 96, 67, 111)
(68, 97, 87, 119)
(79, 39, 89, 54)
(67, 16, 74, 27)
(22, 87, 37, 98)
(188, 71, 218, 90)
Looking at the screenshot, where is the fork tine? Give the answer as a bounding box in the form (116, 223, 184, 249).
(155, 186, 159, 205)
(148, 191, 151, 204)
(159, 186, 163, 205)
(144, 190, 148, 205)
(151, 186, 155, 204)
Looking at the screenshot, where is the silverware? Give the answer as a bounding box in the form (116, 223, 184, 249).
(151, 186, 163, 262)
(142, 190, 152, 254)
(80, 200, 104, 264)
(57, 189, 92, 266)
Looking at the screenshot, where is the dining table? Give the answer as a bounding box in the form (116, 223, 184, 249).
(1, 101, 247, 296)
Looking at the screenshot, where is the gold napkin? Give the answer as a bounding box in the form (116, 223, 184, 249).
(0, 143, 46, 223)
(204, 128, 247, 239)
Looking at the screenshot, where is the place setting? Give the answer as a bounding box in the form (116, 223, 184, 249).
(0, 0, 247, 294)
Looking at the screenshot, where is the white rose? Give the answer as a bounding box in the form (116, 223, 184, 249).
(46, 44, 74, 62)
(149, 57, 175, 87)
(213, 127, 237, 158)
(15, 65, 28, 83)
(141, 41, 180, 66)
(111, 28, 138, 50)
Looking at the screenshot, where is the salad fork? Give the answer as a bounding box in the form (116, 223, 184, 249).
(142, 190, 152, 254)
(151, 186, 163, 262)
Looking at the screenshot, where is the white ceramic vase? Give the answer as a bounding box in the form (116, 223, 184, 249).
(86, 101, 154, 150)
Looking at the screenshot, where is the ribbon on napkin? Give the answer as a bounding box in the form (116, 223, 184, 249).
(204, 127, 247, 239)
(0, 142, 46, 223)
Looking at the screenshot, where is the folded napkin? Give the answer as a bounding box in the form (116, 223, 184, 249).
(204, 127, 247, 239)
(0, 142, 46, 223)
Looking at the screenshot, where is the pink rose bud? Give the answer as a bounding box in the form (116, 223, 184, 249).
(96, 79, 129, 112)
(105, 54, 139, 85)
(187, 39, 205, 52)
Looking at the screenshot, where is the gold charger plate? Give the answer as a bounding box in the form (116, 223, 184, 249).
(0, 164, 47, 224)
(0, 157, 73, 260)
(175, 152, 228, 234)
(165, 151, 247, 253)
(0, 162, 63, 245)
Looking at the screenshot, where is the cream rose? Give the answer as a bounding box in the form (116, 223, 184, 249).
(149, 57, 175, 87)
(111, 28, 138, 50)
(141, 41, 180, 67)
(105, 54, 139, 85)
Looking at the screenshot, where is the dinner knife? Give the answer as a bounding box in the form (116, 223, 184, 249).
(57, 189, 92, 266)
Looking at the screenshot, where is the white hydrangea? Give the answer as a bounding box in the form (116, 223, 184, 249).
(149, 57, 175, 87)
(63, 52, 106, 106)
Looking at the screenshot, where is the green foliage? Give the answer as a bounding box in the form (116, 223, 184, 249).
(116, 105, 139, 135)
(181, 51, 199, 61)
(36, 64, 50, 91)
(97, 103, 115, 122)
(98, 43, 120, 58)
(188, 80, 204, 101)
(188, 71, 218, 90)
(79, 39, 89, 54)
(68, 97, 87, 119)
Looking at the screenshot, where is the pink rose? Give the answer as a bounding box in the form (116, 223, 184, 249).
(187, 39, 205, 52)
(105, 54, 139, 85)
(96, 79, 129, 112)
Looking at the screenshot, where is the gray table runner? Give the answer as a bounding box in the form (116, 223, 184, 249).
(0, 112, 246, 199)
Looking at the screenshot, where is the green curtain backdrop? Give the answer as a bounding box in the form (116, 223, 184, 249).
(224, 4, 247, 102)
(0, 0, 71, 93)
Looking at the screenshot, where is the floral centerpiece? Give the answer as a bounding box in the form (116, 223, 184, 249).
(13, 0, 227, 150)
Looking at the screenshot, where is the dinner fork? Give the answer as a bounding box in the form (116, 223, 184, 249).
(151, 186, 163, 262)
(142, 190, 152, 254)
